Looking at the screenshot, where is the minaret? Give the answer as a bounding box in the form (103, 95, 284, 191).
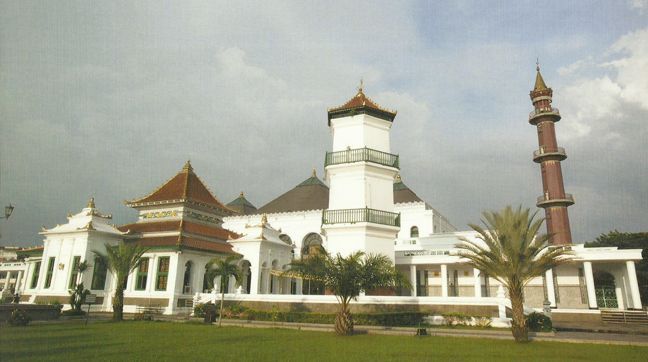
(322, 83, 401, 261)
(529, 65, 574, 245)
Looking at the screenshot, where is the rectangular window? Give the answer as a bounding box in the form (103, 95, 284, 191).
(30, 261, 42, 289)
(135, 258, 149, 291)
(44, 257, 56, 288)
(91, 256, 108, 290)
(156, 257, 170, 291)
(69, 256, 81, 289)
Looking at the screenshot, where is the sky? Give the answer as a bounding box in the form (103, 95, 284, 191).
(1, 1, 647, 248)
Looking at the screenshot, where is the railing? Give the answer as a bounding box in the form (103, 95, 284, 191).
(533, 147, 566, 158)
(537, 193, 574, 205)
(322, 207, 400, 227)
(325, 147, 399, 169)
(400, 250, 451, 257)
(529, 107, 560, 120)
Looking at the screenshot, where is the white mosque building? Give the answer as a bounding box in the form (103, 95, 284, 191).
(1, 76, 644, 324)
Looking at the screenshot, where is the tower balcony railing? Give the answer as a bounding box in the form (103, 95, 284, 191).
(322, 207, 401, 227)
(325, 147, 399, 169)
(533, 147, 567, 162)
(536, 193, 575, 207)
(529, 107, 560, 121)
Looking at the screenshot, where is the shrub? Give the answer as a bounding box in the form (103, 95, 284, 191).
(8, 310, 31, 327)
(442, 313, 468, 327)
(472, 316, 492, 329)
(526, 312, 553, 332)
(61, 309, 86, 316)
(49, 301, 63, 307)
(194, 303, 211, 318)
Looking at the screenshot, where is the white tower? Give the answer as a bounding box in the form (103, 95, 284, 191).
(322, 85, 400, 261)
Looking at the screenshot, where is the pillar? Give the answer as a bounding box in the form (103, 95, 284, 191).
(409, 265, 417, 297)
(583, 261, 597, 309)
(473, 268, 481, 298)
(626, 261, 642, 310)
(3, 272, 11, 290)
(296, 278, 303, 295)
(441, 264, 448, 297)
(16, 271, 24, 293)
(545, 269, 557, 308)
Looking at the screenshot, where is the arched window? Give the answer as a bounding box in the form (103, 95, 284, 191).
(183, 261, 193, 294)
(302, 233, 323, 256)
(410, 226, 419, 238)
(279, 234, 293, 245)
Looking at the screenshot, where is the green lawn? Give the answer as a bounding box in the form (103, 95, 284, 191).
(1, 321, 646, 362)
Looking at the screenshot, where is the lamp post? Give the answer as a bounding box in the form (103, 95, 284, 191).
(1, 204, 14, 220)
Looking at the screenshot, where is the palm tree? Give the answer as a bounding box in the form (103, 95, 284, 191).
(456, 205, 573, 343)
(204, 254, 243, 327)
(289, 251, 411, 336)
(93, 242, 147, 322)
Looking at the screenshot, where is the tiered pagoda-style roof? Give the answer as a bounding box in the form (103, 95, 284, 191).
(120, 161, 241, 255)
(125, 160, 235, 215)
(393, 175, 423, 204)
(227, 192, 257, 215)
(253, 171, 330, 215)
(327, 84, 397, 124)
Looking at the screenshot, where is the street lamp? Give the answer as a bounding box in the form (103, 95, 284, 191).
(1, 204, 14, 220)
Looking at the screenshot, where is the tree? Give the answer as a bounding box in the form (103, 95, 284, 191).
(204, 254, 243, 327)
(456, 206, 572, 343)
(68, 260, 91, 314)
(93, 242, 147, 322)
(288, 251, 411, 336)
(585, 230, 648, 304)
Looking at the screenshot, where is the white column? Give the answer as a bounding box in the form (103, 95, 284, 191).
(545, 269, 557, 308)
(441, 264, 448, 297)
(626, 261, 642, 310)
(3, 272, 11, 290)
(583, 261, 598, 309)
(473, 268, 481, 298)
(296, 278, 303, 295)
(249, 263, 259, 295)
(16, 270, 24, 293)
(409, 265, 417, 297)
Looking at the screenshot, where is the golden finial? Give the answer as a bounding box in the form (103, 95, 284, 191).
(312, 166, 316, 178)
(87, 198, 95, 208)
(358, 79, 363, 93)
(396, 174, 402, 183)
(183, 158, 193, 172)
(239, 191, 245, 198)
(536, 58, 540, 72)
(261, 214, 268, 223)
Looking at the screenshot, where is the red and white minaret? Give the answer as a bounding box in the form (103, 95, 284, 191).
(529, 65, 574, 245)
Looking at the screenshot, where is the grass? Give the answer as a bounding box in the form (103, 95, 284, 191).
(1, 321, 647, 362)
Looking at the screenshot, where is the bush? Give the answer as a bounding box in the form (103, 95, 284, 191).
(8, 310, 31, 327)
(242, 309, 427, 327)
(526, 312, 553, 332)
(61, 309, 86, 316)
(194, 303, 211, 318)
(472, 315, 492, 329)
(442, 313, 469, 327)
(49, 301, 63, 307)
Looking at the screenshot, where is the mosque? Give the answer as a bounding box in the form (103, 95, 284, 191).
(0, 70, 644, 323)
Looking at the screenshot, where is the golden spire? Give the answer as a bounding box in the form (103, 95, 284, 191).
(533, 60, 549, 92)
(87, 198, 95, 208)
(312, 166, 317, 178)
(183, 158, 193, 172)
(239, 191, 245, 198)
(358, 79, 363, 94)
(396, 174, 402, 183)
(261, 214, 268, 223)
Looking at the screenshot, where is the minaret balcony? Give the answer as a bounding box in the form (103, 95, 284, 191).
(533, 147, 567, 163)
(324, 147, 399, 169)
(529, 107, 560, 124)
(322, 207, 401, 227)
(536, 193, 575, 208)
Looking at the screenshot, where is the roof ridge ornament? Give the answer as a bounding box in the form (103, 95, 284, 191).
(87, 198, 95, 209)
